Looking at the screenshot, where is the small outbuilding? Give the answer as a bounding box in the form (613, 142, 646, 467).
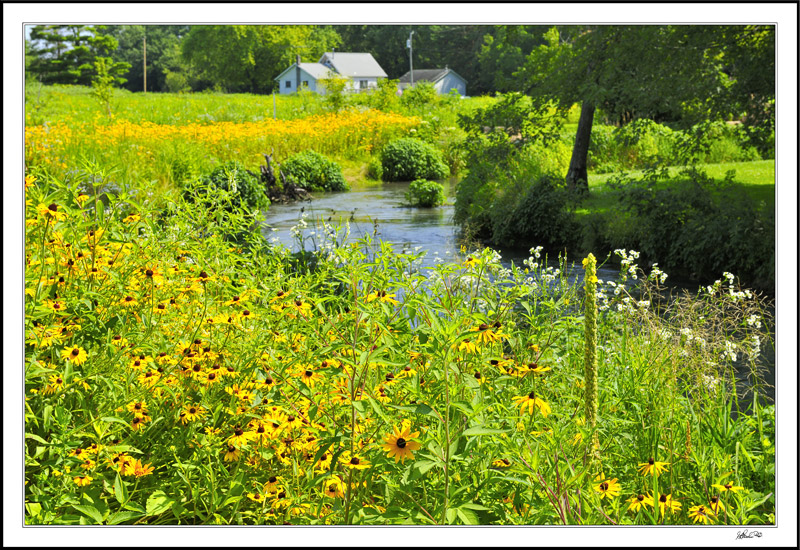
(397, 67, 467, 96)
(274, 52, 388, 94)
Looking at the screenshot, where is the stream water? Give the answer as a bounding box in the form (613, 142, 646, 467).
(262, 179, 775, 406)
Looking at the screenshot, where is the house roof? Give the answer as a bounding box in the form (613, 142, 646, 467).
(319, 52, 388, 78)
(274, 62, 334, 81)
(397, 68, 467, 84)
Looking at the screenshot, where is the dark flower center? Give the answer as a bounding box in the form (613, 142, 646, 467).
(134, 360, 141, 367)
(243, 310, 251, 316)
(494, 321, 502, 328)
(228, 446, 236, 452)
(48, 203, 58, 212)
(199, 271, 208, 279)
(133, 417, 141, 424)
(234, 428, 243, 436)
(659, 494, 668, 503)
(269, 476, 277, 483)
(287, 415, 295, 422)
(193, 365, 201, 372)
(208, 373, 216, 381)
(56, 377, 63, 384)
(503, 459, 510, 465)
(145, 269, 153, 277)
(711, 496, 719, 503)
(478, 323, 489, 330)
(125, 296, 133, 302)
(254, 493, 261, 499)
(257, 426, 265, 433)
(304, 370, 313, 377)
(277, 291, 285, 297)
(490, 359, 499, 366)
(528, 391, 536, 399)
(724, 483, 733, 489)
(134, 403, 142, 410)
(350, 457, 360, 465)
(385, 373, 394, 382)
(599, 482, 609, 491)
(265, 378, 273, 385)
(157, 304, 165, 310)
(189, 407, 197, 414)
(396, 438, 407, 448)
(71, 348, 80, 356)
(648, 458, 655, 465)
(294, 300, 302, 307)
(474, 371, 482, 379)
(321, 361, 328, 368)
(232, 295, 239, 301)
(637, 494, 645, 501)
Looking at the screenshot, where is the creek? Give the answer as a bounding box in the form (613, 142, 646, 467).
(262, 178, 775, 407)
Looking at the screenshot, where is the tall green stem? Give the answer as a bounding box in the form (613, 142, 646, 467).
(583, 253, 600, 458)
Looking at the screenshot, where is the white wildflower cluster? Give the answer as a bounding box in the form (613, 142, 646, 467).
(637, 300, 650, 309)
(706, 272, 753, 302)
(614, 249, 640, 281)
(606, 280, 623, 297)
(701, 373, 720, 391)
(523, 246, 544, 271)
(541, 266, 561, 284)
(648, 263, 669, 284)
(720, 340, 738, 362)
(289, 212, 309, 239)
(616, 296, 636, 314)
(746, 314, 762, 329)
(679, 327, 706, 348)
(748, 335, 761, 360)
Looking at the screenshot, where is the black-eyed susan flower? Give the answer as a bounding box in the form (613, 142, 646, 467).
(688, 503, 716, 524)
(60, 345, 88, 365)
(130, 415, 148, 431)
(300, 368, 320, 388)
(283, 413, 304, 431)
(264, 475, 281, 493)
(473, 322, 504, 344)
(137, 369, 161, 388)
(324, 476, 345, 498)
(228, 427, 253, 448)
(366, 290, 399, 305)
(513, 391, 552, 417)
(464, 256, 478, 267)
(223, 445, 240, 462)
(525, 362, 551, 375)
(381, 422, 422, 464)
(712, 481, 746, 494)
(343, 452, 371, 470)
(73, 475, 92, 487)
(637, 457, 670, 476)
(119, 295, 139, 308)
(492, 458, 512, 468)
(111, 334, 129, 348)
(593, 473, 621, 499)
(180, 404, 206, 424)
(657, 493, 681, 517)
(457, 339, 479, 354)
(123, 458, 154, 478)
(246, 491, 266, 504)
(37, 202, 67, 222)
(626, 493, 654, 513)
(126, 400, 148, 417)
(708, 495, 726, 514)
(42, 374, 65, 395)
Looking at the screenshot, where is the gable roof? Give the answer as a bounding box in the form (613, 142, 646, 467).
(398, 68, 467, 84)
(319, 52, 388, 78)
(274, 62, 335, 81)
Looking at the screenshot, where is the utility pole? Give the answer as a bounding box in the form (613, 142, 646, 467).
(143, 35, 147, 93)
(406, 30, 414, 86)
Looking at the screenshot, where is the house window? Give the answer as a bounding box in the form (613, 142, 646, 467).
(302, 81, 309, 88)
(285, 81, 291, 88)
(359, 80, 368, 89)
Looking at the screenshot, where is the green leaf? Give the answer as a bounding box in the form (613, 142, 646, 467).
(457, 507, 480, 525)
(25, 433, 50, 445)
(462, 425, 510, 437)
(106, 511, 144, 525)
(113, 473, 128, 505)
(145, 490, 174, 517)
(72, 504, 104, 524)
(100, 416, 130, 427)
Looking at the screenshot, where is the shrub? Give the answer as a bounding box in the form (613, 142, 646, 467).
(405, 179, 446, 207)
(189, 160, 269, 212)
(366, 156, 383, 181)
(280, 150, 348, 192)
(380, 138, 449, 182)
(400, 81, 438, 109)
(492, 174, 578, 250)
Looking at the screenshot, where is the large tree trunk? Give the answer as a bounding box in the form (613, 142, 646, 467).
(565, 100, 596, 194)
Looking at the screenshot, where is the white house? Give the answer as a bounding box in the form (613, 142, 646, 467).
(274, 52, 388, 94)
(397, 67, 467, 96)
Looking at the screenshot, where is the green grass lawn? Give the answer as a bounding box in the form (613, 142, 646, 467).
(577, 159, 775, 216)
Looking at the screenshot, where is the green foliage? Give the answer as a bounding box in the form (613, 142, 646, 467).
(280, 150, 348, 192)
(189, 160, 270, 212)
(400, 81, 438, 109)
(490, 173, 578, 250)
(404, 179, 446, 207)
(27, 25, 124, 86)
(90, 57, 128, 117)
(366, 156, 383, 181)
(380, 138, 449, 182)
(607, 167, 774, 290)
(181, 25, 341, 93)
(318, 74, 349, 112)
